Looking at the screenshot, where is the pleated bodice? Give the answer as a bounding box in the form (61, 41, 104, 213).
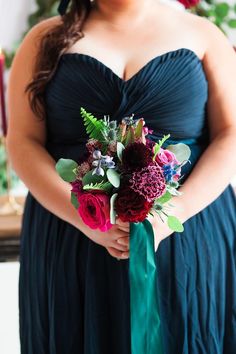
(44, 47, 209, 167)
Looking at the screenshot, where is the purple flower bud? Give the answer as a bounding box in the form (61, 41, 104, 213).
(93, 150, 102, 159)
(96, 166, 105, 176)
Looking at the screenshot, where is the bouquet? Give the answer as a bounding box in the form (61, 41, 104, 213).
(56, 107, 191, 234)
(55, 107, 191, 354)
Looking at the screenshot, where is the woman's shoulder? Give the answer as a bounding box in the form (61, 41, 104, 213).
(12, 16, 62, 64)
(24, 16, 62, 42)
(159, 2, 230, 58)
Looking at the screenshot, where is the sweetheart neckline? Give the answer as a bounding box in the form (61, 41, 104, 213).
(61, 47, 204, 84)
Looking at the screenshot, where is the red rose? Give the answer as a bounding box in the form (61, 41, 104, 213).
(78, 192, 112, 232)
(114, 186, 153, 222)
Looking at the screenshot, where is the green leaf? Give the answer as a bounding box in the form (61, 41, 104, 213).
(158, 134, 170, 148)
(156, 191, 172, 204)
(166, 185, 182, 196)
(107, 169, 120, 188)
(165, 143, 191, 164)
(215, 3, 229, 19)
(134, 118, 144, 138)
(82, 170, 106, 186)
(153, 134, 170, 159)
(228, 19, 236, 28)
(110, 193, 118, 224)
(55, 158, 78, 182)
(117, 142, 125, 161)
(124, 128, 135, 146)
(167, 216, 184, 232)
(153, 143, 160, 159)
(81, 107, 107, 141)
(83, 181, 113, 192)
(234, 4, 236, 14)
(71, 192, 79, 209)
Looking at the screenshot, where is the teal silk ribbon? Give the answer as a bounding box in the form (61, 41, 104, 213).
(129, 219, 163, 354)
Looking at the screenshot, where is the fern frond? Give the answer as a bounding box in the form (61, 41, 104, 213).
(80, 107, 107, 141)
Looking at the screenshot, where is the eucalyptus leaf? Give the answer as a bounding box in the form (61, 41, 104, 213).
(82, 170, 106, 186)
(215, 2, 229, 19)
(117, 142, 125, 161)
(107, 169, 120, 188)
(55, 158, 78, 182)
(167, 216, 184, 232)
(71, 192, 79, 209)
(228, 19, 236, 28)
(165, 143, 191, 164)
(110, 193, 118, 224)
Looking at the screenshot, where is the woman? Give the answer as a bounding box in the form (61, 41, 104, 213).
(6, 0, 236, 352)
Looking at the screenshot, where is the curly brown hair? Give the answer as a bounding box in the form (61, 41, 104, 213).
(26, 0, 93, 118)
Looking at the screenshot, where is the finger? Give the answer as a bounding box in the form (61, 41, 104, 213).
(110, 240, 129, 252)
(116, 218, 130, 229)
(110, 229, 129, 241)
(116, 236, 130, 249)
(106, 247, 129, 259)
(117, 225, 130, 233)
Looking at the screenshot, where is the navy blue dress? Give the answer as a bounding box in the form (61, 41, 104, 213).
(19, 48, 236, 353)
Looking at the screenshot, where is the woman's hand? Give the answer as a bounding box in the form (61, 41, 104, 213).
(147, 213, 174, 251)
(112, 197, 188, 256)
(82, 219, 130, 260)
(105, 218, 130, 259)
(148, 197, 189, 251)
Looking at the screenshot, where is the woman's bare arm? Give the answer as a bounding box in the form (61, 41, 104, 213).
(6, 18, 129, 258)
(147, 16, 236, 250)
(178, 17, 236, 219)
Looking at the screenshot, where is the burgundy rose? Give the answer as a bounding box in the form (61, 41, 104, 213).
(114, 186, 153, 222)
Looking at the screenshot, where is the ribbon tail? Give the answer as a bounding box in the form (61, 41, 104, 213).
(129, 219, 163, 354)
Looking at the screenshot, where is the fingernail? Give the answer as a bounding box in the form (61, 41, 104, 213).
(121, 253, 129, 258)
(117, 239, 123, 245)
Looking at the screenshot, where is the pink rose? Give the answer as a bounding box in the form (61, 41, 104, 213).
(78, 192, 112, 232)
(178, 0, 200, 9)
(155, 148, 179, 167)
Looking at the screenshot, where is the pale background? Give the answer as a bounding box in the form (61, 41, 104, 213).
(0, 1, 236, 353)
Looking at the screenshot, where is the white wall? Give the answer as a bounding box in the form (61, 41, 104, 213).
(0, 0, 36, 51)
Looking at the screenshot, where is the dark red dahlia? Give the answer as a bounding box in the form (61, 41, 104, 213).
(129, 162, 166, 202)
(122, 142, 153, 171)
(114, 186, 153, 222)
(178, 0, 200, 8)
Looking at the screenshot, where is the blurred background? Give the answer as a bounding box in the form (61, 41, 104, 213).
(0, 0, 236, 353)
